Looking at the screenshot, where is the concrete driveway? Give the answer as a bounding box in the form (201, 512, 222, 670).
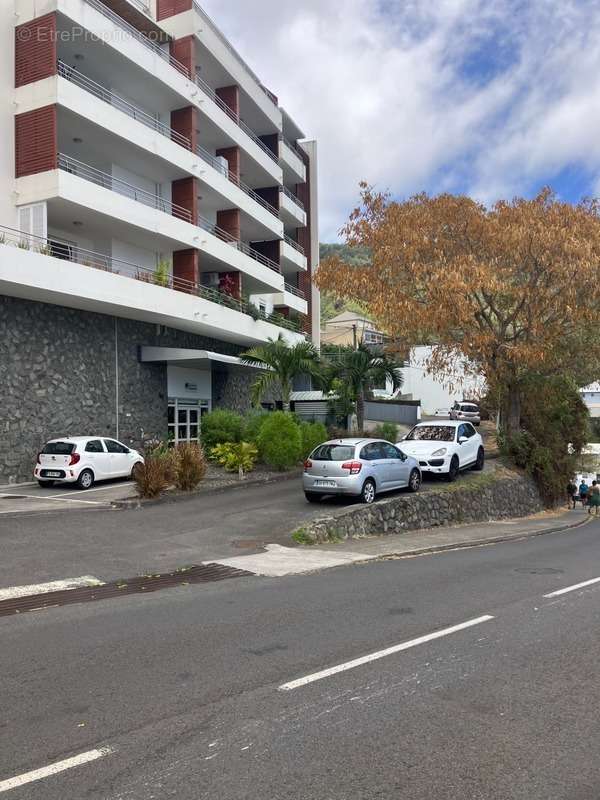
(0, 479, 137, 515)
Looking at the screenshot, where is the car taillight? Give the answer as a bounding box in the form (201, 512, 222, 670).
(341, 461, 362, 475)
(69, 453, 81, 466)
(304, 459, 312, 471)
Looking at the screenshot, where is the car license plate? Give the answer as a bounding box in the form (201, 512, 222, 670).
(46, 471, 62, 478)
(315, 480, 336, 488)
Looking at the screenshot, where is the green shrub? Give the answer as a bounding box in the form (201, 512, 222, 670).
(300, 421, 328, 458)
(210, 441, 258, 476)
(174, 442, 207, 491)
(243, 410, 271, 443)
(258, 411, 302, 470)
(200, 409, 243, 450)
(372, 422, 399, 443)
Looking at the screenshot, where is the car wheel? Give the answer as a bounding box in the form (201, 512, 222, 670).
(360, 479, 376, 504)
(446, 456, 460, 482)
(37, 479, 54, 488)
(77, 469, 94, 490)
(131, 462, 143, 481)
(304, 492, 323, 503)
(473, 447, 485, 471)
(408, 468, 421, 493)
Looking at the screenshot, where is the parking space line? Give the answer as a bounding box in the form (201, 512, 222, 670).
(0, 747, 113, 793)
(544, 576, 600, 598)
(279, 614, 495, 691)
(0, 576, 105, 603)
(50, 482, 135, 498)
(0, 494, 104, 506)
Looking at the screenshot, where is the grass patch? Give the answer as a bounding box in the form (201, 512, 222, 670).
(292, 527, 315, 545)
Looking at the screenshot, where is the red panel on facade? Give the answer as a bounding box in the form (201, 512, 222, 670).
(216, 146, 240, 179)
(15, 105, 57, 178)
(215, 85, 240, 117)
(171, 106, 197, 151)
(169, 36, 194, 79)
(219, 271, 242, 299)
(172, 177, 198, 221)
(217, 209, 241, 241)
(157, 0, 192, 20)
(15, 13, 57, 88)
(173, 249, 199, 290)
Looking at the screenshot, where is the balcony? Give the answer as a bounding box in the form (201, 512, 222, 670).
(196, 213, 281, 275)
(279, 186, 307, 227)
(279, 135, 306, 183)
(57, 153, 192, 221)
(0, 224, 303, 341)
(281, 234, 307, 272)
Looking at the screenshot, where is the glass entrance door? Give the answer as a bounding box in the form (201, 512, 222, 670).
(168, 400, 209, 445)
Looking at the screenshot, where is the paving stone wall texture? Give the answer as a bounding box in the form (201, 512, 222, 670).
(0, 296, 254, 484)
(301, 468, 544, 543)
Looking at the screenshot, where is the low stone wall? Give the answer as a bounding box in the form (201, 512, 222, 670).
(302, 467, 543, 544)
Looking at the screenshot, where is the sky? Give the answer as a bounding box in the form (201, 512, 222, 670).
(200, 0, 600, 241)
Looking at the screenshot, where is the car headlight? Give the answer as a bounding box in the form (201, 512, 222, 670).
(431, 448, 447, 457)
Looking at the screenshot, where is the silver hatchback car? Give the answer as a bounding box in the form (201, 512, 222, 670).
(303, 438, 422, 504)
(449, 401, 481, 426)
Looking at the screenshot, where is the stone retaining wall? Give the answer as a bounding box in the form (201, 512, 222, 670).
(302, 467, 543, 543)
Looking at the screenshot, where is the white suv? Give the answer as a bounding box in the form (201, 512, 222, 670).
(34, 437, 144, 489)
(398, 421, 484, 481)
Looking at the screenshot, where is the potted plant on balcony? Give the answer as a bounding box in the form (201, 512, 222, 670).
(153, 259, 171, 287)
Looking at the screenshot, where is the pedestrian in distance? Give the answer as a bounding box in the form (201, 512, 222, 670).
(579, 479, 589, 509)
(589, 481, 600, 516)
(567, 480, 578, 509)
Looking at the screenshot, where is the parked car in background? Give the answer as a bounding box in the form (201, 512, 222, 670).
(34, 437, 144, 489)
(398, 421, 484, 481)
(450, 401, 481, 425)
(303, 438, 422, 504)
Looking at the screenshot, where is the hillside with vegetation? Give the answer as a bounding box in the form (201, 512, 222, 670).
(319, 244, 371, 323)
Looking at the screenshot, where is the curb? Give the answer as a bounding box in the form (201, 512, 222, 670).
(111, 469, 302, 509)
(362, 513, 593, 562)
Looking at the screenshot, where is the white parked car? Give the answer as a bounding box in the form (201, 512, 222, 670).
(34, 436, 144, 489)
(398, 421, 484, 481)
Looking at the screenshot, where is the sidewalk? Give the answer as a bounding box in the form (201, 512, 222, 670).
(209, 507, 590, 577)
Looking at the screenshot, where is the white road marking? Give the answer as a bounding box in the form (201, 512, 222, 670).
(279, 615, 495, 691)
(0, 493, 104, 506)
(51, 482, 135, 498)
(544, 576, 600, 598)
(0, 576, 105, 602)
(0, 747, 113, 793)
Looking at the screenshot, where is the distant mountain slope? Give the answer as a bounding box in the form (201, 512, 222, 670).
(319, 243, 371, 322)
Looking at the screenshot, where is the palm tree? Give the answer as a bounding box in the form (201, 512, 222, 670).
(240, 334, 321, 412)
(331, 345, 404, 431)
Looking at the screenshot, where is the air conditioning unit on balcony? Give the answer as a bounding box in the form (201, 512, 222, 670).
(203, 272, 220, 287)
(215, 156, 229, 177)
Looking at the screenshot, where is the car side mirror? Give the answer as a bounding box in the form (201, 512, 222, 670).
(458, 436, 468, 444)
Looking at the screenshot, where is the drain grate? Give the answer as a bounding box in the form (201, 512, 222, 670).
(0, 564, 253, 618)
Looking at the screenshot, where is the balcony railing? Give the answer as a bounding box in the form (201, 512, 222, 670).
(0, 224, 302, 332)
(283, 234, 305, 256)
(57, 154, 192, 222)
(194, 71, 279, 165)
(279, 185, 305, 212)
(196, 213, 281, 273)
(279, 133, 303, 156)
(83, 0, 189, 77)
(192, 1, 278, 106)
(284, 282, 305, 299)
(125, 0, 150, 15)
(57, 61, 191, 150)
(195, 144, 279, 219)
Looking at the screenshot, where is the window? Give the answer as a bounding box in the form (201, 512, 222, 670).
(381, 443, 401, 459)
(41, 441, 75, 455)
(464, 424, 477, 437)
(259, 302, 267, 314)
(458, 425, 472, 440)
(104, 439, 129, 454)
(85, 440, 104, 453)
(361, 442, 385, 460)
(311, 444, 355, 461)
(405, 426, 455, 442)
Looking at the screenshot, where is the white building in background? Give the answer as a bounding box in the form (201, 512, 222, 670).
(0, 0, 319, 483)
(398, 346, 485, 415)
(580, 383, 600, 418)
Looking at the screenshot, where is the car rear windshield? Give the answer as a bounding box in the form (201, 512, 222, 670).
(461, 405, 479, 412)
(311, 444, 356, 461)
(41, 441, 76, 455)
(405, 426, 455, 442)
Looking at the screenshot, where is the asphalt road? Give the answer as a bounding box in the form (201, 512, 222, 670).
(2, 520, 600, 798)
(0, 464, 493, 587)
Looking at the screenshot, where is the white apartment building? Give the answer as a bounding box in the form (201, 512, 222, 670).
(0, 0, 319, 483)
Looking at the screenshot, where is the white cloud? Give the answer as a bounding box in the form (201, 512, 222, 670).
(200, 0, 600, 238)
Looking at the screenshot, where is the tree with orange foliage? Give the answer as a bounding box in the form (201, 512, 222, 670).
(317, 186, 600, 436)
